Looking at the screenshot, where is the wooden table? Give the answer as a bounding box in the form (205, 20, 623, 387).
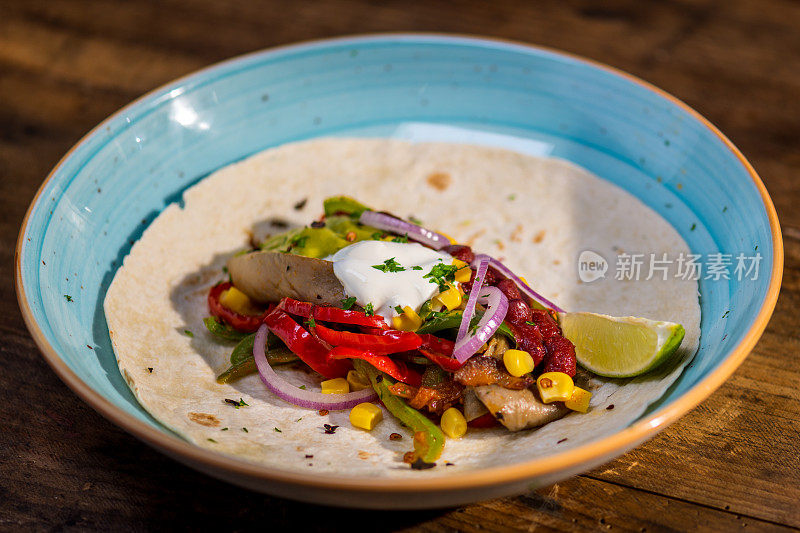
(2, 1, 798, 530)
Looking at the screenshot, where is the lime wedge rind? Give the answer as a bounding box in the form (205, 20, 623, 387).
(558, 312, 686, 378)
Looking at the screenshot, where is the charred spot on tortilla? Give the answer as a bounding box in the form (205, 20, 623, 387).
(188, 412, 220, 427)
(426, 171, 452, 191)
(294, 198, 308, 210)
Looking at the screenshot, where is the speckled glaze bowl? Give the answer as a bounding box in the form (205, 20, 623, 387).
(15, 35, 782, 509)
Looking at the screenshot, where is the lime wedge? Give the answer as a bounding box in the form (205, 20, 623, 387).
(558, 312, 685, 378)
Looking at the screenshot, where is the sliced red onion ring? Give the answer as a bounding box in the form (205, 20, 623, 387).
(253, 324, 377, 410)
(485, 256, 564, 313)
(456, 254, 490, 343)
(359, 211, 451, 250)
(452, 286, 509, 363)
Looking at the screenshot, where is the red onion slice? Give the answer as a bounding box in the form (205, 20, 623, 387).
(452, 286, 509, 363)
(485, 256, 564, 313)
(456, 254, 490, 343)
(253, 324, 377, 410)
(359, 211, 451, 250)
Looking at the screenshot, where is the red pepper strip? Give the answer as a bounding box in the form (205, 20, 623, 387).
(314, 323, 422, 355)
(278, 298, 388, 329)
(468, 412, 500, 428)
(328, 346, 422, 386)
(263, 309, 350, 379)
(416, 334, 464, 371)
(418, 349, 464, 372)
(418, 334, 456, 355)
(208, 282, 270, 333)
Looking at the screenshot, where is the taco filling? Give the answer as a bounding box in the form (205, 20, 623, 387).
(205, 196, 685, 468)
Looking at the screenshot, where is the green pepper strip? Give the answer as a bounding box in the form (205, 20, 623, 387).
(216, 334, 298, 383)
(353, 360, 445, 466)
(416, 310, 516, 342)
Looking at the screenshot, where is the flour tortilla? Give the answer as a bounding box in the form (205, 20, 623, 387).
(104, 138, 700, 477)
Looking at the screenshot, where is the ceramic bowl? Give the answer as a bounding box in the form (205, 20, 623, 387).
(16, 35, 782, 508)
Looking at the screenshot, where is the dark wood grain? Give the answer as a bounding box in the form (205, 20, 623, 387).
(2, 0, 799, 530)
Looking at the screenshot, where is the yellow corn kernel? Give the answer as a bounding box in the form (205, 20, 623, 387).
(536, 372, 574, 403)
(321, 377, 350, 395)
(434, 286, 462, 311)
(349, 402, 383, 430)
(565, 386, 592, 413)
(440, 407, 467, 439)
(503, 349, 535, 377)
(452, 259, 473, 283)
(346, 370, 371, 392)
(391, 306, 423, 331)
(219, 286, 261, 316)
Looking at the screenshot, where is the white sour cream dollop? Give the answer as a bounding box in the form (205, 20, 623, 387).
(331, 240, 453, 323)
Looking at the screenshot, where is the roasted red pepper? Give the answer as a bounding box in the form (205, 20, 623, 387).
(278, 298, 388, 329)
(263, 309, 350, 379)
(418, 349, 463, 372)
(208, 282, 269, 332)
(313, 323, 422, 355)
(468, 412, 500, 428)
(328, 346, 422, 386)
(417, 334, 463, 371)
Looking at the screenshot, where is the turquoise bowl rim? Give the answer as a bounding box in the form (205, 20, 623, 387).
(15, 33, 783, 493)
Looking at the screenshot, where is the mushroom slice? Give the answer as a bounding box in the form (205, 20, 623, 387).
(227, 251, 346, 305)
(473, 384, 568, 431)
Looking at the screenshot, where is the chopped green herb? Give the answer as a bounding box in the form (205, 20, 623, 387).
(508, 193, 517, 201)
(299, 385, 306, 390)
(371, 231, 384, 240)
(409, 216, 423, 225)
(242, 427, 249, 433)
(722, 310, 730, 319)
(723, 206, 728, 213)
(306, 317, 316, 328)
(221, 427, 228, 431)
(340, 296, 357, 310)
(423, 263, 458, 291)
(274, 427, 282, 433)
(372, 257, 406, 273)
(296, 417, 303, 422)
(222, 266, 228, 274)
(411, 265, 423, 270)
(183, 329, 194, 337)
(394, 305, 404, 314)
(207, 438, 217, 443)
(364, 303, 375, 316)
(224, 398, 249, 408)
(64, 294, 73, 302)
(392, 234, 409, 243)
(690, 223, 696, 231)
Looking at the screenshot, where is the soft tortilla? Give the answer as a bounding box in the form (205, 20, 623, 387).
(104, 138, 700, 477)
